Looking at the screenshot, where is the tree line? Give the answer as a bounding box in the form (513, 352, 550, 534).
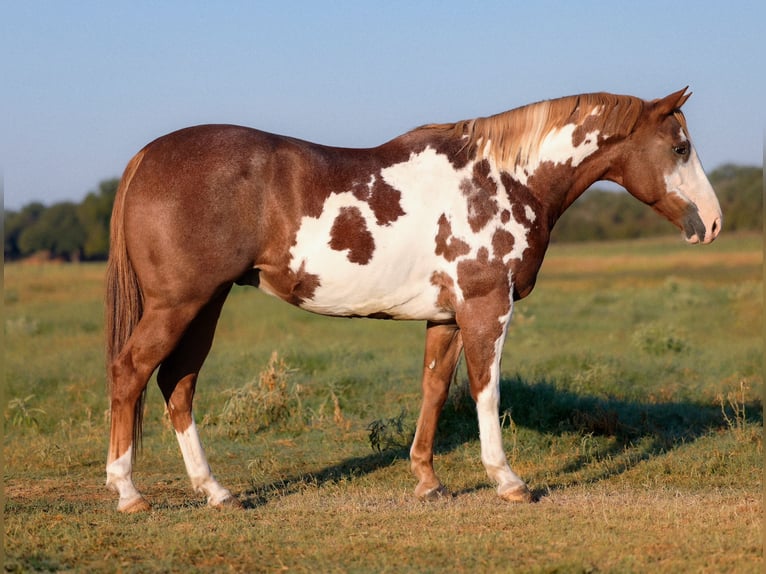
(3, 164, 762, 262)
(5, 179, 117, 261)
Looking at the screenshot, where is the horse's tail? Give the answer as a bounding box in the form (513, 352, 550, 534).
(105, 149, 146, 453)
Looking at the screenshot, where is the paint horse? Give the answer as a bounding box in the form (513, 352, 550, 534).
(106, 88, 722, 512)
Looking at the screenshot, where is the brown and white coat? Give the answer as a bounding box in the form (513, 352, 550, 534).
(105, 89, 722, 511)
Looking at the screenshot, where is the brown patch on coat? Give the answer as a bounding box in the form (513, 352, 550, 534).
(499, 171, 554, 301)
(429, 127, 475, 170)
(430, 271, 456, 312)
(329, 206, 375, 264)
(258, 259, 322, 306)
(462, 160, 500, 233)
(571, 113, 602, 147)
(456, 247, 510, 300)
(491, 228, 515, 260)
(434, 214, 470, 261)
(472, 160, 497, 194)
(500, 173, 541, 227)
(290, 261, 322, 303)
(452, 247, 512, 399)
(368, 178, 406, 226)
(350, 176, 405, 226)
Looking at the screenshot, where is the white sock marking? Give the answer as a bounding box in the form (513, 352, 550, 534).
(106, 445, 145, 510)
(475, 308, 525, 491)
(175, 418, 233, 505)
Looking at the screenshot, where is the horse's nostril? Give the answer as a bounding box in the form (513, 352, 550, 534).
(712, 218, 721, 236)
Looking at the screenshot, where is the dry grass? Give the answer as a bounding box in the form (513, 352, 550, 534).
(4, 233, 763, 572)
(217, 351, 300, 434)
(4, 478, 760, 573)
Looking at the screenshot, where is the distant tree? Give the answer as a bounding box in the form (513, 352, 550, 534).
(18, 202, 86, 260)
(78, 178, 119, 259)
(709, 164, 762, 232)
(552, 189, 671, 243)
(4, 202, 45, 260)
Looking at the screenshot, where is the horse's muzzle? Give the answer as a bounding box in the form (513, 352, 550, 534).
(683, 208, 721, 245)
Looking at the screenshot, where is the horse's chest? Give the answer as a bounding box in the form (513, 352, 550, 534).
(279, 148, 540, 319)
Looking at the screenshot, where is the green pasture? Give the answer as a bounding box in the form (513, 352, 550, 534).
(3, 233, 763, 572)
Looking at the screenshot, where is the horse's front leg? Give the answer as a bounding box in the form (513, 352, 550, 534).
(458, 298, 532, 503)
(410, 321, 463, 499)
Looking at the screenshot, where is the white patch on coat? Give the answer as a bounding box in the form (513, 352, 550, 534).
(663, 130, 722, 241)
(288, 147, 533, 318)
(510, 122, 602, 186)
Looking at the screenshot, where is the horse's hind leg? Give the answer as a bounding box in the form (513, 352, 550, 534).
(107, 304, 204, 512)
(410, 322, 463, 499)
(156, 286, 240, 508)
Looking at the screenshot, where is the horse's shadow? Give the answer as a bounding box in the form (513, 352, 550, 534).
(239, 375, 761, 507)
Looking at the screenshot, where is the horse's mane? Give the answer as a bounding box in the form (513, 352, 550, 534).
(420, 93, 659, 169)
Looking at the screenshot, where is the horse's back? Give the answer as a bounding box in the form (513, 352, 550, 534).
(117, 124, 409, 307)
(135, 124, 317, 189)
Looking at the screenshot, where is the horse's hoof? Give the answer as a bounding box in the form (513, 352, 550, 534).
(416, 483, 451, 501)
(118, 496, 152, 513)
(211, 495, 243, 509)
(498, 483, 533, 503)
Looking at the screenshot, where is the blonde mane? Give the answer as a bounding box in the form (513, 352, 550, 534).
(422, 93, 650, 169)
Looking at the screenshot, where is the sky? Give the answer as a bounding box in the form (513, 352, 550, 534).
(2, 1, 763, 210)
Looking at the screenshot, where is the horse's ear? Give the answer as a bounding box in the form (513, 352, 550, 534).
(653, 87, 691, 115)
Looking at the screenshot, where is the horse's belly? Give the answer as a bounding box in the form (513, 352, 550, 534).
(293, 267, 451, 321)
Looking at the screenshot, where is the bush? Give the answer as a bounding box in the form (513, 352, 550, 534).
(218, 351, 301, 435)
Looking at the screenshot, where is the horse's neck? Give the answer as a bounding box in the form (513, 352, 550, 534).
(501, 147, 612, 230)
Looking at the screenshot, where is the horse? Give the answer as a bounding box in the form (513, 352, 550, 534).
(105, 88, 722, 512)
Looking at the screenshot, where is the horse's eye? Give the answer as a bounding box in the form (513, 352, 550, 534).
(672, 143, 690, 157)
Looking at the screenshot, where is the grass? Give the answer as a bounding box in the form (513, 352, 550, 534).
(4, 232, 763, 572)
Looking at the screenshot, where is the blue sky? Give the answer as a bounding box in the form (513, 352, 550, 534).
(2, 1, 763, 210)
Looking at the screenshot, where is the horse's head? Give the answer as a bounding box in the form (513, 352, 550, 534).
(610, 88, 722, 244)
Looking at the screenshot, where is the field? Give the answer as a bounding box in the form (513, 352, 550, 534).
(4, 233, 763, 573)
